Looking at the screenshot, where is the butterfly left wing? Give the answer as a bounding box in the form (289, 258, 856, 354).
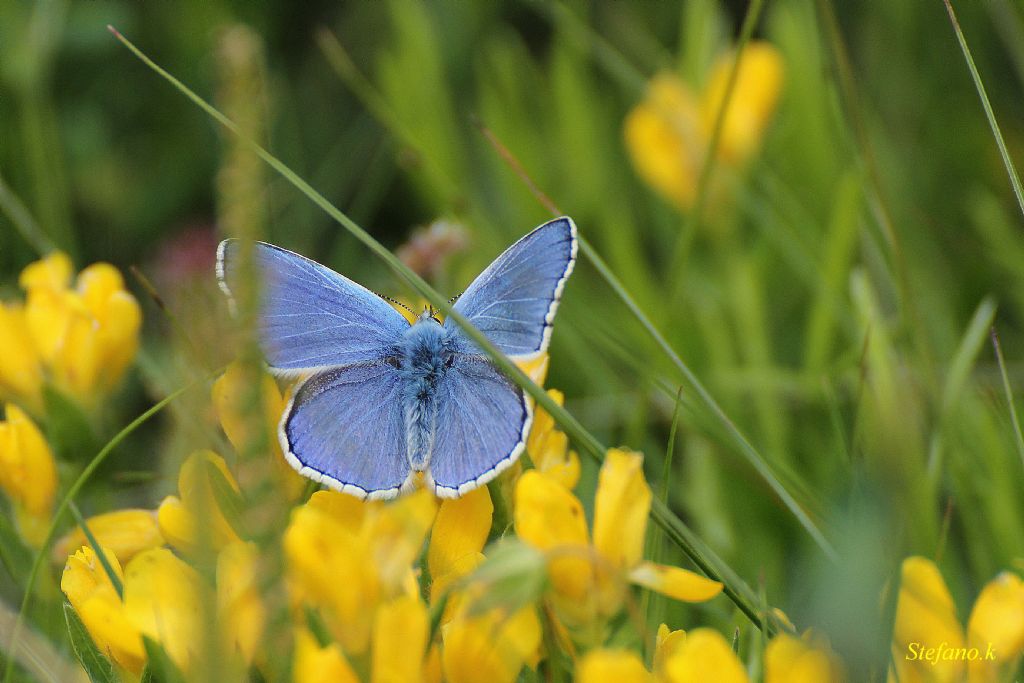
(281, 362, 411, 499)
(427, 356, 532, 497)
(444, 217, 577, 360)
(218, 240, 409, 373)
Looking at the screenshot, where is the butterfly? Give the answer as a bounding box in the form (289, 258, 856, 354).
(216, 216, 577, 499)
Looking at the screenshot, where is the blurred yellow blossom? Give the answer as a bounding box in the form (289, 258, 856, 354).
(966, 570, 1024, 682)
(624, 41, 784, 210)
(0, 403, 58, 545)
(217, 540, 265, 666)
(576, 627, 748, 682)
(53, 508, 164, 565)
(62, 544, 145, 675)
(765, 631, 846, 683)
(428, 485, 492, 610)
(157, 450, 243, 555)
(889, 557, 1024, 683)
(526, 389, 580, 490)
(292, 628, 359, 683)
(371, 594, 430, 683)
(0, 252, 142, 409)
(284, 488, 436, 655)
(62, 545, 206, 676)
(441, 597, 541, 683)
(514, 448, 722, 636)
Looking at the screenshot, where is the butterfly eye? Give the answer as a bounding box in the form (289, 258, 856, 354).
(385, 356, 401, 368)
(444, 354, 455, 369)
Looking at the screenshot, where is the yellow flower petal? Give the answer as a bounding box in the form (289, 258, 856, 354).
(966, 571, 1024, 681)
(513, 470, 592, 606)
(662, 628, 749, 683)
(593, 448, 650, 571)
(765, 631, 845, 683)
(306, 489, 369, 533)
(285, 501, 376, 654)
(629, 562, 723, 603)
(428, 485, 493, 583)
(442, 604, 541, 683)
(576, 649, 653, 683)
(61, 545, 145, 675)
(624, 74, 703, 210)
(371, 594, 429, 683)
(217, 540, 264, 665)
(123, 548, 207, 675)
(53, 509, 164, 565)
(364, 487, 437, 591)
(702, 42, 785, 165)
(0, 403, 57, 545)
(655, 624, 687, 677)
(891, 556, 965, 683)
(0, 303, 43, 408)
(292, 628, 359, 683)
(19, 252, 72, 292)
(525, 389, 580, 490)
(157, 451, 242, 554)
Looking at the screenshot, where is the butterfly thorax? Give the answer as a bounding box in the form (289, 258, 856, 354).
(397, 316, 456, 471)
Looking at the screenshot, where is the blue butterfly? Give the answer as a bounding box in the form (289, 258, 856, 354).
(217, 217, 577, 499)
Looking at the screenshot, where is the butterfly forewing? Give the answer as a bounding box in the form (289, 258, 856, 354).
(445, 217, 577, 359)
(217, 240, 409, 373)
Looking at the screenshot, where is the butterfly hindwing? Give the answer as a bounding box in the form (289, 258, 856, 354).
(445, 217, 577, 359)
(428, 356, 532, 497)
(217, 240, 409, 373)
(282, 363, 410, 499)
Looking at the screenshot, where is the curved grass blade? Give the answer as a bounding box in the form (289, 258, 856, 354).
(943, 0, 1024, 220)
(67, 501, 123, 599)
(106, 27, 790, 631)
(990, 326, 1024, 472)
(2, 380, 198, 683)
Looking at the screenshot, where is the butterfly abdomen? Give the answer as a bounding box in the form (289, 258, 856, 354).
(398, 320, 453, 471)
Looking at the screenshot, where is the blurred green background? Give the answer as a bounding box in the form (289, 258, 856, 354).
(2, 0, 1023, 675)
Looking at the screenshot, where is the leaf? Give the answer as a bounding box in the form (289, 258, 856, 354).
(202, 458, 249, 539)
(141, 637, 185, 683)
(63, 602, 116, 683)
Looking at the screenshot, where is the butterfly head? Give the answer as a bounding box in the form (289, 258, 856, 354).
(419, 305, 443, 326)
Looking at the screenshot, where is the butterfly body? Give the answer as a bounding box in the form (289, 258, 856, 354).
(217, 217, 577, 499)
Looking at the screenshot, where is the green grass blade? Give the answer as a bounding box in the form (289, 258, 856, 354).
(943, 0, 1024, 220)
(2, 380, 198, 683)
(991, 326, 1024, 472)
(0, 171, 55, 256)
(107, 27, 783, 632)
(63, 602, 117, 683)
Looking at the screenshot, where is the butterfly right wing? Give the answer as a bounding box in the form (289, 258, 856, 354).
(217, 240, 409, 373)
(281, 362, 411, 499)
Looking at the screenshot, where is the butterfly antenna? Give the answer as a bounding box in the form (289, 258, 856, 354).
(449, 293, 462, 304)
(375, 292, 416, 315)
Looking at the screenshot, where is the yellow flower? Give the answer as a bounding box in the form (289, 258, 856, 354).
(966, 570, 1024, 682)
(577, 649, 652, 683)
(62, 545, 206, 676)
(576, 628, 748, 683)
(624, 41, 784, 210)
(0, 403, 58, 546)
(62, 545, 145, 674)
(428, 486, 492, 610)
(122, 548, 208, 674)
(217, 540, 265, 666)
(284, 488, 436, 655)
(53, 508, 164, 565)
(212, 360, 305, 500)
(765, 631, 845, 683)
(441, 599, 541, 683)
(292, 628, 359, 683)
(889, 557, 966, 683)
(0, 252, 141, 409)
(525, 389, 580, 490)
(662, 628, 748, 683)
(0, 303, 44, 410)
(372, 594, 430, 683)
(157, 450, 243, 555)
(514, 449, 722, 635)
